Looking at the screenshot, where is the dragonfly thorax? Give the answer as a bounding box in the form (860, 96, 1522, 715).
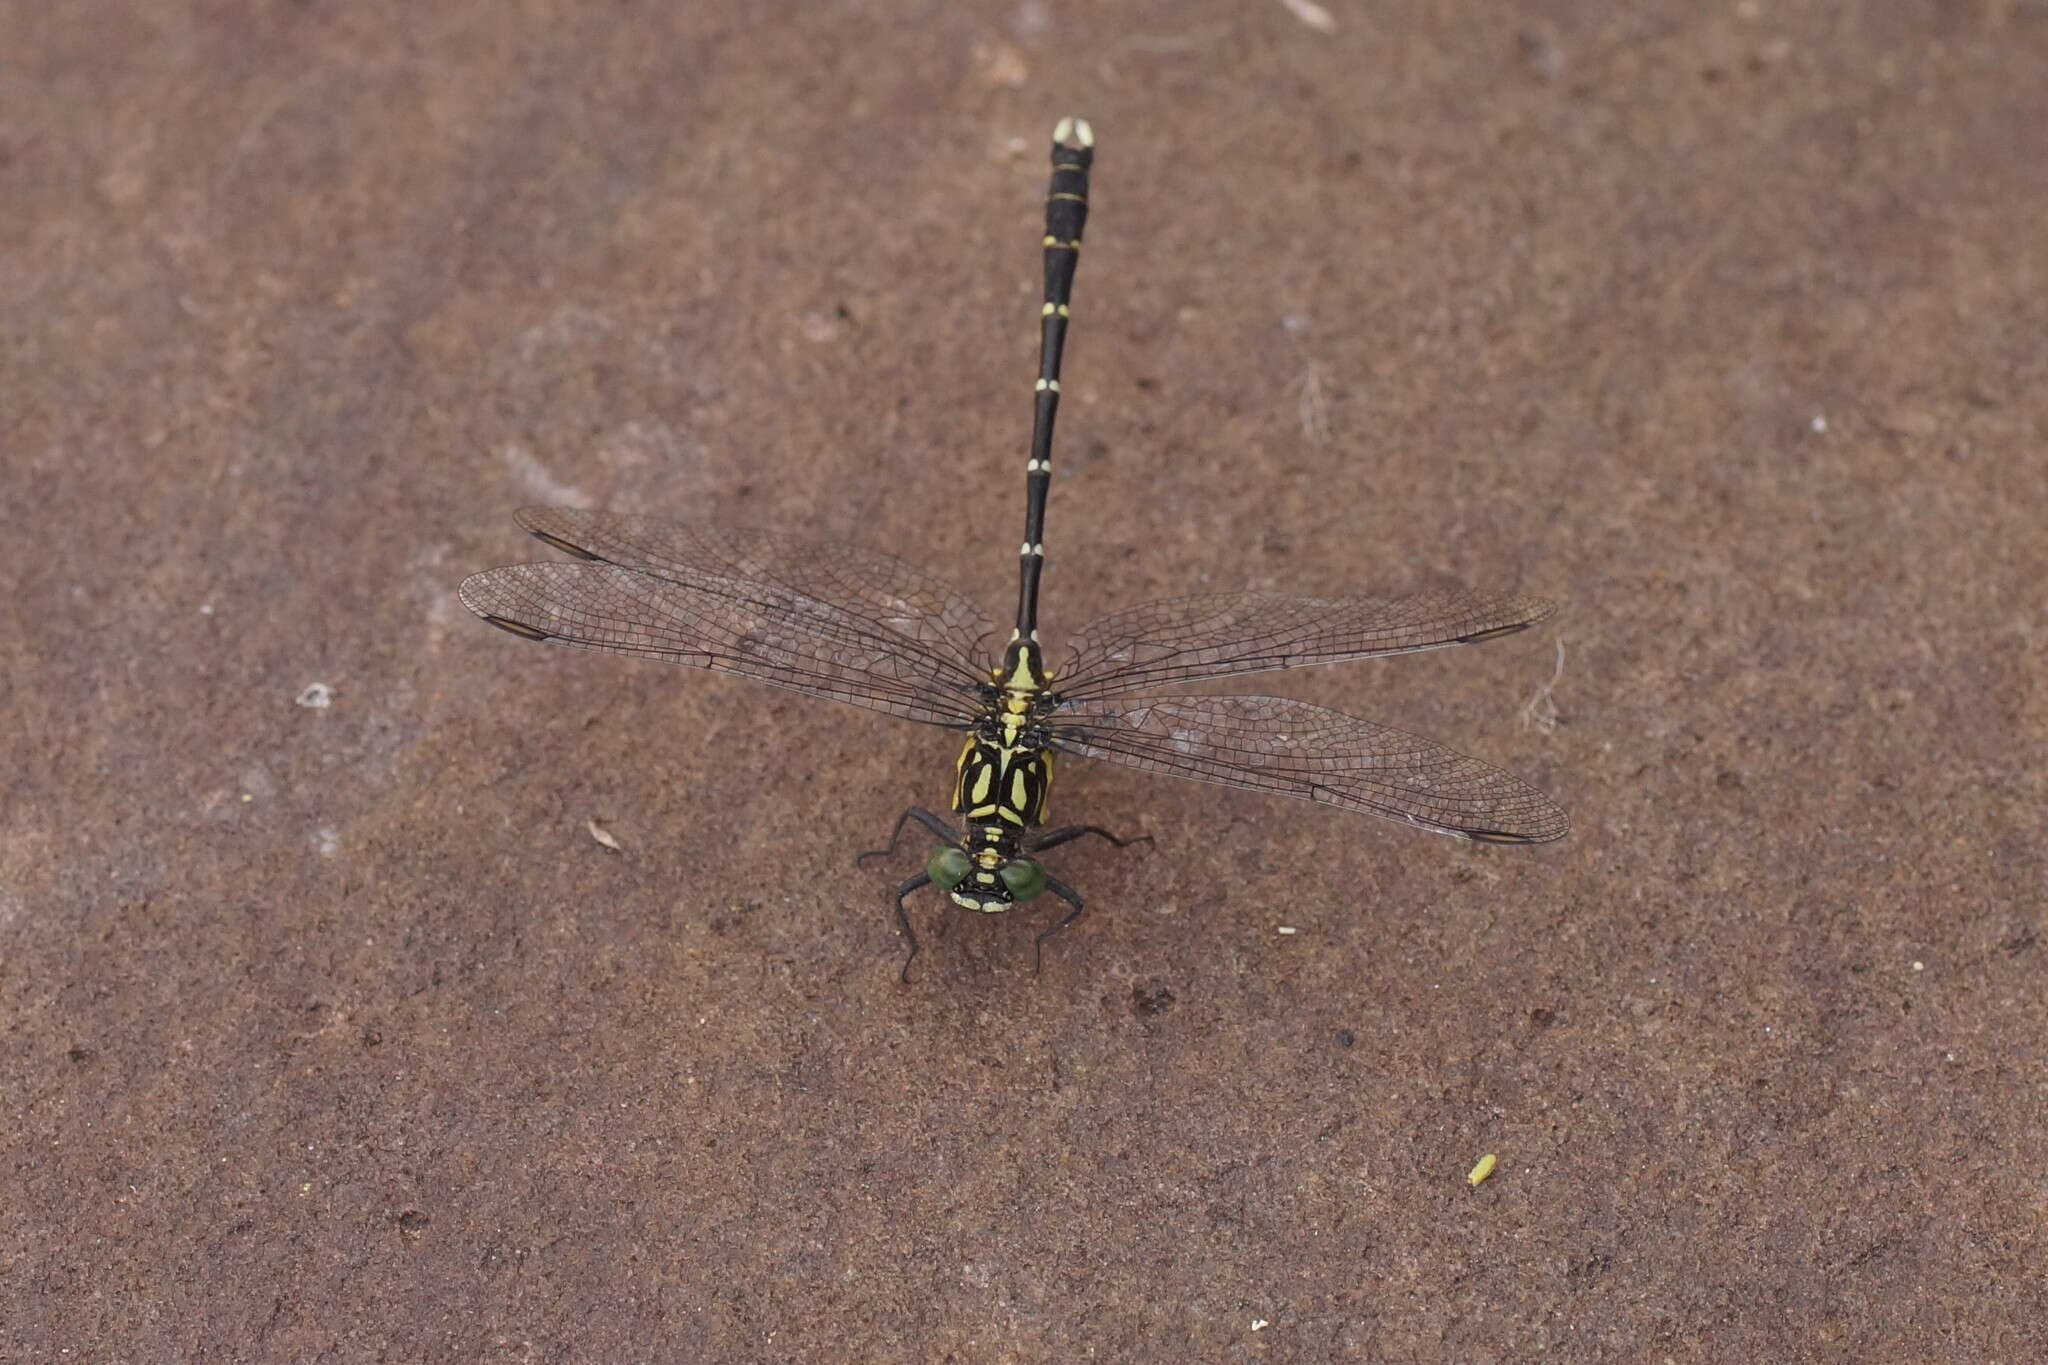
(949, 649, 1057, 915)
(953, 712, 1053, 823)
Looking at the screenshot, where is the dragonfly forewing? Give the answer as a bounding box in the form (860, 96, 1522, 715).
(1055, 589, 1556, 702)
(458, 558, 988, 728)
(515, 507, 1002, 680)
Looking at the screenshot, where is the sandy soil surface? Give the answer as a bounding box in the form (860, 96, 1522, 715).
(7, 2, 2045, 1359)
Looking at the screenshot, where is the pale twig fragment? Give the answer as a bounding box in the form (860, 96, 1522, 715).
(1278, 0, 1336, 33)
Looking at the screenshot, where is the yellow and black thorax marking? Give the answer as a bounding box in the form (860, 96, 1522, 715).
(952, 639, 1054, 830)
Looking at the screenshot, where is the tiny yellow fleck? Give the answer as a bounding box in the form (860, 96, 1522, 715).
(1467, 1153, 1498, 1187)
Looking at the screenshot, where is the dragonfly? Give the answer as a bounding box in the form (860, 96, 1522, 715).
(459, 117, 1568, 977)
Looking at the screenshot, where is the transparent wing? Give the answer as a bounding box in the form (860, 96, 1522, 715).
(515, 507, 1000, 676)
(459, 512, 1000, 728)
(1055, 590, 1555, 702)
(1050, 694, 1569, 843)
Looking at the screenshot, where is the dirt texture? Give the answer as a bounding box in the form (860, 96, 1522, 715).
(6, 2, 2047, 1360)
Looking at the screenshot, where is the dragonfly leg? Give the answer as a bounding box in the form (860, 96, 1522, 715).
(1029, 824, 1152, 855)
(857, 806, 961, 867)
(893, 872, 934, 983)
(1031, 875, 1087, 974)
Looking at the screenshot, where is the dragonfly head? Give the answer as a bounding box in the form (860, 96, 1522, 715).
(927, 846, 1046, 913)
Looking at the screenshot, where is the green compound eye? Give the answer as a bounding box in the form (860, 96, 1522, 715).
(927, 846, 972, 889)
(998, 858, 1046, 902)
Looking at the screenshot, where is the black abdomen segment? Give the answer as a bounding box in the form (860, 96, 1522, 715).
(1015, 117, 1094, 642)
